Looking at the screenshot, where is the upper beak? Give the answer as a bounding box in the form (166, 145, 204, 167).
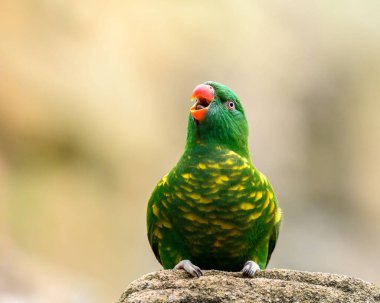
(190, 84, 215, 121)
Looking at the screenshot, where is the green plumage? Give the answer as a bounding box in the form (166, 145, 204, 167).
(147, 82, 281, 272)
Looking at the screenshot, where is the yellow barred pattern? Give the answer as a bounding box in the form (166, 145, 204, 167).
(149, 147, 281, 261)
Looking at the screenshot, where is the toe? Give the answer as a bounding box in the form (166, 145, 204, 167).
(193, 265, 203, 278)
(184, 262, 203, 278)
(174, 260, 203, 278)
(241, 261, 260, 277)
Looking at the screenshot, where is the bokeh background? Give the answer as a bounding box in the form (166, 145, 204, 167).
(1, 1, 380, 302)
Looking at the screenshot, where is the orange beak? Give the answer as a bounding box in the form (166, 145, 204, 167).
(190, 84, 215, 122)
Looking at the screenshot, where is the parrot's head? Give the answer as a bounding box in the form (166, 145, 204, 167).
(186, 81, 249, 157)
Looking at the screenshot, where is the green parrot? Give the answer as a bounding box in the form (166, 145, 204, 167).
(147, 81, 281, 277)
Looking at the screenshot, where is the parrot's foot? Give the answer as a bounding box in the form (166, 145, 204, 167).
(174, 260, 203, 278)
(241, 260, 260, 277)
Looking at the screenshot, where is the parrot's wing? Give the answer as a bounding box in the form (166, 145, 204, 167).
(266, 206, 281, 267)
(146, 175, 168, 264)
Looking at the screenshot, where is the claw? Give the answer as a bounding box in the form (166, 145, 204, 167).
(241, 260, 260, 277)
(174, 260, 204, 278)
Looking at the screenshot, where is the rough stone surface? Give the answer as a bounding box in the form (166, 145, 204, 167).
(118, 269, 380, 303)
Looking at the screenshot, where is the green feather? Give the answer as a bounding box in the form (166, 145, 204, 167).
(147, 82, 281, 271)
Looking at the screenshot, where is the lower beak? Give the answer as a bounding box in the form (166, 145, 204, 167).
(190, 105, 209, 121)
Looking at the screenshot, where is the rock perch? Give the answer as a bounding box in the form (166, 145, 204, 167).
(118, 269, 380, 303)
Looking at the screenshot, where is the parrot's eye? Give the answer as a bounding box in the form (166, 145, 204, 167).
(225, 101, 235, 110)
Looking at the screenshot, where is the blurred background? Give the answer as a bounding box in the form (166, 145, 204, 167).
(1, 1, 380, 302)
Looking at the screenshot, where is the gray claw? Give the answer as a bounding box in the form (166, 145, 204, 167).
(241, 260, 260, 277)
(174, 260, 204, 278)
